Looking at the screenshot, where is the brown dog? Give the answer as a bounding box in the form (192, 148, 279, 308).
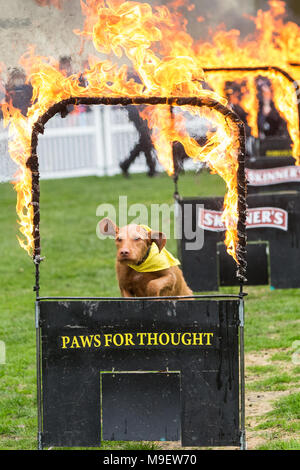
(99, 218, 193, 297)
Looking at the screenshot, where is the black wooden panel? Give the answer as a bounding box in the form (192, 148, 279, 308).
(218, 242, 269, 286)
(39, 299, 240, 448)
(247, 157, 295, 169)
(177, 197, 219, 292)
(258, 137, 292, 158)
(178, 191, 300, 291)
(41, 365, 100, 447)
(101, 372, 181, 441)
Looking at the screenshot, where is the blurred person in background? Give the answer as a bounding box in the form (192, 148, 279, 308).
(5, 67, 33, 117)
(58, 56, 90, 117)
(119, 68, 157, 177)
(58, 56, 74, 117)
(59, 55, 73, 77)
(256, 77, 290, 141)
(119, 104, 157, 177)
(0, 75, 6, 120)
(225, 81, 251, 137)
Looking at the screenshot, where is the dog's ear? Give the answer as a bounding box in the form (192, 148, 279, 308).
(99, 218, 119, 237)
(149, 230, 167, 252)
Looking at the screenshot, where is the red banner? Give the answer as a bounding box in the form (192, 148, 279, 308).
(198, 207, 288, 232)
(246, 166, 300, 186)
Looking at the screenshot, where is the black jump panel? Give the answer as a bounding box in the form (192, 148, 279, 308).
(177, 191, 300, 291)
(39, 299, 241, 448)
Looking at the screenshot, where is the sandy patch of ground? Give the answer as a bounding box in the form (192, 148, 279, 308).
(245, 389, 293, 450)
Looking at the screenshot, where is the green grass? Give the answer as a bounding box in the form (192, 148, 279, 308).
(256, 439, 300, 450)
(270, 351, 293, 362)
(247, 373, 297, 392)
(0, 170, 299, 450)
(255, 393, 300, 437)
(272, 393, 300, 420)
(247, 365, 278, 374)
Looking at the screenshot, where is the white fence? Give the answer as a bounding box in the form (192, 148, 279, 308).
(0, 105, 166, 183)
(0, 103, 258, 183)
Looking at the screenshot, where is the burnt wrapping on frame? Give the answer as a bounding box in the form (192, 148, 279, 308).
(27, 95, 248, 296)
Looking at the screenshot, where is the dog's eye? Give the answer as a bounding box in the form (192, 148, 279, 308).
(116, 237, 122, 242)
(133, 236, 141, 241)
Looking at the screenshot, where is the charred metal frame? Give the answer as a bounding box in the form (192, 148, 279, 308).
(27, 95, 247, 450)
(28, 95, 247, 293)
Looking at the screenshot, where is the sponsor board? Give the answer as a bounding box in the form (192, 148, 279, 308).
(198, 207, 288, 232)
(246, 166, 300, 186)
(177, 193, 300, 291)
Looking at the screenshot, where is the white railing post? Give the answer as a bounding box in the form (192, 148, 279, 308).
(102, 106, 115, 176)
(93, 106, 106, 177)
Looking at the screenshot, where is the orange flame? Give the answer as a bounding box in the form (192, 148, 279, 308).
(154, 0, 300, 161)
(2, 0, 299, 264)
(193, 1, 300, 161)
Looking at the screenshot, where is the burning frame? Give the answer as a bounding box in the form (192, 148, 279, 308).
(27, 95, 247, 299)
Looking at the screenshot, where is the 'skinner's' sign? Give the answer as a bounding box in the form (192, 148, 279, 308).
(198, 207, 288, 232)
(246, 166, 300, 186)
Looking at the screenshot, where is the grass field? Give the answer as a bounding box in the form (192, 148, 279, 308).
(0, 170, 299, 450)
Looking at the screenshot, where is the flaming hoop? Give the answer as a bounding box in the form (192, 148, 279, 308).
(27, 95, 247, 298)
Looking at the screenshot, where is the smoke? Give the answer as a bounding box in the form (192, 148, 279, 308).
(182, 0, 255, 39)
(188, 0, 300, 32)
(200, 0, 255, 22)
(33, 0, 68, 8)
(154, 0, 258, 38)
(155, 0, 297, 40)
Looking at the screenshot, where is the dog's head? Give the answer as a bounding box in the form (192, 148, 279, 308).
(99, 218, 166, 265)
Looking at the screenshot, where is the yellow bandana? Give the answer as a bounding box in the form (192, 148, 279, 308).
(128, 225, 180, 273)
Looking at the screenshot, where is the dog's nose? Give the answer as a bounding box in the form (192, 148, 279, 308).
(120, 249, 130, 257)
